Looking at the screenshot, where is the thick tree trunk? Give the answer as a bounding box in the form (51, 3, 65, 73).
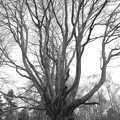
(47, 115, 75, 120)
(46, 109, 75, 120)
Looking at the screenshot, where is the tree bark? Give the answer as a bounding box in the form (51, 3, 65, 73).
(47, 112, 75, 120)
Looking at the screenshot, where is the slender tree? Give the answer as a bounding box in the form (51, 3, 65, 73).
(0, 0, 120, 120)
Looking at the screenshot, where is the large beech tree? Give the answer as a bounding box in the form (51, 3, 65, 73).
(0, 0, 120, 120)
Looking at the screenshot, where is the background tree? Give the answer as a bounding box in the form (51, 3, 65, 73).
(0, 90, 18, 120)
(0, 0, 120, 120)
(0, 95, 5, 120)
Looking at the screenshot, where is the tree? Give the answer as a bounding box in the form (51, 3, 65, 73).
(0, 90, 18, 120)
(0, 95, 5, 120)
(3, 89, 18, 120)
(0, 0, 120, 120)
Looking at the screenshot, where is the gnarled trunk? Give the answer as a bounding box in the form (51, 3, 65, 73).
(47, 111, 75, 120)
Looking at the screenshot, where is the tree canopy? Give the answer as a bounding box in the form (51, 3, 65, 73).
(0, 0, 120, 120)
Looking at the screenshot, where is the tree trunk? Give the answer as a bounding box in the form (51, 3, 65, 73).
(46, 110, 75, 120)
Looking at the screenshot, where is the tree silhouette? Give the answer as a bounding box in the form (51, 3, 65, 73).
(0, 0, 120, 120)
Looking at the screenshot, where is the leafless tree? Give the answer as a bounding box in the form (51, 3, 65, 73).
(0, 0, 120, 120)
